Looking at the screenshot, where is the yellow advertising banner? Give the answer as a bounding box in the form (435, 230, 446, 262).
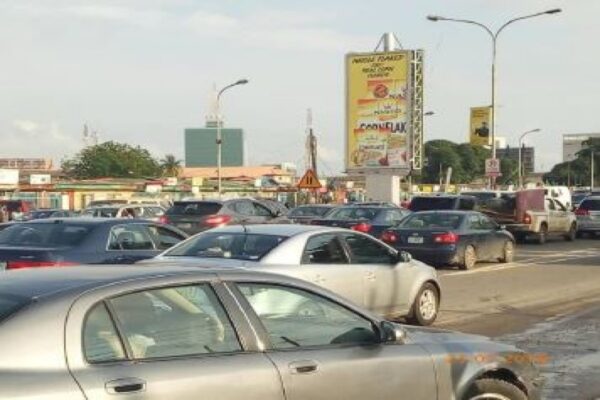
(469, 106, 492, 146)
(346, 51, 411, 171)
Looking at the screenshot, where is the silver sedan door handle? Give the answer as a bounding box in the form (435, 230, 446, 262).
(289, 360, 319, 374)
(105, 378, 146, 394)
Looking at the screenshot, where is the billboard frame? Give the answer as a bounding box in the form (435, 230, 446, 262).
(344, 49, 424, 176)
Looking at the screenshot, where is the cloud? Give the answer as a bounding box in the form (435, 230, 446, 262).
(12, 120, 38, 133)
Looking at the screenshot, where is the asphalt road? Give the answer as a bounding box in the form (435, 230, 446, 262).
(434, 236, 600, 400)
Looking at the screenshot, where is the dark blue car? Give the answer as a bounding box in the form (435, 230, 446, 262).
(0, 218, 188, 269)
(310, 205, 411, 237)
(380, 210, 515, 270)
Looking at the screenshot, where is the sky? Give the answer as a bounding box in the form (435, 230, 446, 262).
(1, 0, 598, 174)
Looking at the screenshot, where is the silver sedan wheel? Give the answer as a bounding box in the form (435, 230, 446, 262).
(419, 288, 437, 321)
(469, 395, 512, 400)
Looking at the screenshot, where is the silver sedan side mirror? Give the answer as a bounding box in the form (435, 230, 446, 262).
(397, 251, 412, 263)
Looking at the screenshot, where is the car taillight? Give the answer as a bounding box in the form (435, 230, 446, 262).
(380, 231, 398, 243)
(351, 222, 372, 233)
(6, 261, 78, 270)
(575, 208, 590, 216)
(205, 214, 232, 226)
(432, 232, 458, 244)
(158, 215, 170, 224)
(523, 214, 532, 224)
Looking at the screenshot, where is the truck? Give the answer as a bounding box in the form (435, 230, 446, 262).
(479, 188, 577, 244)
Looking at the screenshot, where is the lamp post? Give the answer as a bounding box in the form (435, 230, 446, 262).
(216, 79, 248, 198)
(518, 128, 541, 188)
(427, 9, 561, 187)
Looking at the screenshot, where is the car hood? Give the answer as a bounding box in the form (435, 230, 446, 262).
(403, 325, 491, 345)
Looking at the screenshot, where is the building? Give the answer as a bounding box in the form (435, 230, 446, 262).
(185, 120, 244, 167)
(563, 133, 600, 161)
(496, 145, 535, 174)
(0, 158, 53, 170)
(181, 164, 296, 187)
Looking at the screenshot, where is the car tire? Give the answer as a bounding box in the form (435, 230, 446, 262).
(500, 240, 515, 263)
(514, 233, 526, 244)
(565, 223, 577, 241)
(460, 245, 477, 270)
(536, 224, 548, 245)
(464, 378, 527, 400)
(576, 231, 585, 239)
(406, 282, 439, 326)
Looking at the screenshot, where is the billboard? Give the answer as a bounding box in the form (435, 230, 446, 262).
(0, 169, 19, 185)
(346, 51, 416, 173)
(30, 174, 51, 185)
(470, 106, 492, 146)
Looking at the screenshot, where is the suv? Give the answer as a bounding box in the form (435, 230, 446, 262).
(408, 195, 477, 212)
(575, 196, 600, 237)
(162, 199, 282, 234)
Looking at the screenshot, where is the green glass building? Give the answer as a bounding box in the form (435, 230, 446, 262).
(184, 121, 244, 167)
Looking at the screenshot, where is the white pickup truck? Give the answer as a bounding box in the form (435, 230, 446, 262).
(480, 189, 577, 244)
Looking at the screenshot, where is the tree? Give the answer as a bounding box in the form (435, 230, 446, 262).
(420, 140, 489, 184)
(160, 154, 183, 177)
(62, 141, 161, 179)
(544, 138, 600, 186)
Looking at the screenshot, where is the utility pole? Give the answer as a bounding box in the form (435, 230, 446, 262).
(306, 109, 318, 176)
(592, 151, 595, 191)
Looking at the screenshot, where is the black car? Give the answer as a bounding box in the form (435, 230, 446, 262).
(0, 219, 188, 269)
(287, 204, 336, 224)
(380, 210, 514, 270)
(162, 199, 284, 234)
(408, 195, 477, 212)
(16, 208, 74, 221)
(310, 206, 410, 237)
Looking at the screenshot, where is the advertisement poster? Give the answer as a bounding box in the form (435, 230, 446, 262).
(469, 106, 492, 146)
(346, 51, 411, 171)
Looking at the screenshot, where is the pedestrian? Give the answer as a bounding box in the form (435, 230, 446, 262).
(0, 206, 7, 223)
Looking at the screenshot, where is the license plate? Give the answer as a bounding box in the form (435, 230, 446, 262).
(177, 223, 192, 229)
(0, 262, 6, 271)
(407, 236, 424, 244)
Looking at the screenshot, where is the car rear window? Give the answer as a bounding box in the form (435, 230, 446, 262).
(165, 232, 287, 261)
(289, 207, 332, 217)
(579, 199, 600, 210)
(409, 197, 457, 211)
(167, 202, 222, 216)
(325, 207, 378, 220)
(0, 223, 96, 247)
(399, 213, 463, 229)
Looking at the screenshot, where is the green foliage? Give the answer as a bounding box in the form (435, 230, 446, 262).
(421, 140, 490, 184)
(544, 138, 600, 186)
(160, 154, 183, 177)
(62, 141, 161, 179)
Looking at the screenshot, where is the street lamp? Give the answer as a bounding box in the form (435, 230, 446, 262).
(427, 9, 561, 186)
(216, 79, 249, 197)
(518, 128, 541, 188)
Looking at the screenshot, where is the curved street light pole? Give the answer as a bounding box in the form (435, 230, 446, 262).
(216, 79, 249, 198)
(427, 9, 561, 187)
(518, 128, 541, 188)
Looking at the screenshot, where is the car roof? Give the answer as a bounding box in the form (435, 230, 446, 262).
(205, 224, 340, 236)
(173, 200, 224, 205)
(12, 218, 152, 225)
(0, 265, 267, 300)
(293, 204, 335, 208)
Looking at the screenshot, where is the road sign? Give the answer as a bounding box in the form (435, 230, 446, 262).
(485, 158, 502, 177)
(297, 169, 322, 189)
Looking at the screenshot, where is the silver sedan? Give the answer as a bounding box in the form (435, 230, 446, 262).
(141, 224, 441, 325)
(0, 266, 541, 399)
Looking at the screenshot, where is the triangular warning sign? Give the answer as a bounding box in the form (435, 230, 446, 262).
(297, 169, 322, 189)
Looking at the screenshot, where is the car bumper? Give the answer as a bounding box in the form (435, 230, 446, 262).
(576, 220, 600, 231)
(396, 245, 459, 265)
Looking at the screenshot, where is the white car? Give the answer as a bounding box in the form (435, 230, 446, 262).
(139, 224, 441, 325)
